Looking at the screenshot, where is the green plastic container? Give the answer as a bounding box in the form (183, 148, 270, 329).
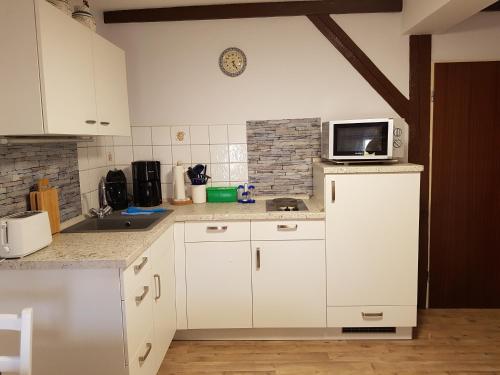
(206, 186, 238, 203)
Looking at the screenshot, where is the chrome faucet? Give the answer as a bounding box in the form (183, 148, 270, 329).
(89, 177, 112, 219)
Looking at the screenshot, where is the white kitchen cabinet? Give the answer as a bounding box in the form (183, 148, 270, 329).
(185, 241, 252, 329)
(251, 220, 325, 241)
(185, 221, 250, 242)
(324, 173, 420, 310)
(0, 0, 130, 136)
(93, 33, 131, 136)
(121, 227, 176, 374)
(36, 0, 97, 134)
(150, 226, 177, 370)
(252, 240, 326, 328)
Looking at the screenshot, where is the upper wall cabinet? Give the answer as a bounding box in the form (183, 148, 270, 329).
(0, 0, 131, 136)
(93, 33, 131, 136)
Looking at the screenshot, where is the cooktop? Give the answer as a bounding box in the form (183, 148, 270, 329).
(265, 198, 309, 212)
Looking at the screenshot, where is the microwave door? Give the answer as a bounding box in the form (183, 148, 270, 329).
(333, 122, 391, 159)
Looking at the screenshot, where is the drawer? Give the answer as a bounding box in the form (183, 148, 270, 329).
(128, 327, 157, 375)
(185, 221, 250, 242)
(122, 278, 154, 356)
(121, 248, 152, 301)
(251, 220, 325, 241)
(327, 306, 417, 328)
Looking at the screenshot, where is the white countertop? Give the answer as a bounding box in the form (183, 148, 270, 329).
(314, 161, 424, 174)
(0, 200, 324, 271)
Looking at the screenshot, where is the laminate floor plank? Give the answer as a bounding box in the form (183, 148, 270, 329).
(158, 309, 500, 375)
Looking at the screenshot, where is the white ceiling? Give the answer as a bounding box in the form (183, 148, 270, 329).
(89, 0, 311, 12)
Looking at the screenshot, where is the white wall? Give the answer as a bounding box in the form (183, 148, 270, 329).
(100, 13, 409, 126)
(432, 12, 500, 62)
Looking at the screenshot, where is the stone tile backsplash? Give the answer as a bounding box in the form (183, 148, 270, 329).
(0, 144, 81, 221)
(247, 118, 321, 196)
(0, 119, 326, 220)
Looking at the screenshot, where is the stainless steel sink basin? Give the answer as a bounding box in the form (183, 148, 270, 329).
(62, 211, 172, 233)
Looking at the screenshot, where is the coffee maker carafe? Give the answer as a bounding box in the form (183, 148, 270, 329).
(132, 161, 162, 207)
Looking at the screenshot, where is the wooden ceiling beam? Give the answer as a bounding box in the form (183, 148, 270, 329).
(307, 14, 409, 119)
(482, 1, 500, 11)
(104, 0, 402, 24)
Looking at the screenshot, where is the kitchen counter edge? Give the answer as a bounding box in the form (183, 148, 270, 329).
(0, 201, 325, 271)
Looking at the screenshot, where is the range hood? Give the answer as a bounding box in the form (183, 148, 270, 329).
(0, 136, 95, 145)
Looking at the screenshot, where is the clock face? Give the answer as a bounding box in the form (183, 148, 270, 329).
(219, 47, 247, 77)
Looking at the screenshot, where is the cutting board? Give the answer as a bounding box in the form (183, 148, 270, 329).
(29, 178, 61, 234)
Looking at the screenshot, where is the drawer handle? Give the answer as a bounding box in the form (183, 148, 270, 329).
(154, 274, 161, 301)
(206, 226, 227, 233)
(277, 224, 298, 231)
(100, 121, 111, 126)
(134, 257, 148, 274)
(85, 120, 97, 124)
(138, 342, 152, 366)
(361, 312, 384, 320)
(256, 247, 261, 270)
(135, 286, 149, 305)
(331, 180, 335, 202)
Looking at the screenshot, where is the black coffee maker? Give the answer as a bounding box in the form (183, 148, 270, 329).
(132, 161, 162, 207)
(105, 169, 128, 210)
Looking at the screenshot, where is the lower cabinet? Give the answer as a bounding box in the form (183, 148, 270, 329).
(150, 226, 177, 369)
(185, 241, 252, 329)
(122, 225, 176, 374)
(252, 240, 326, 328)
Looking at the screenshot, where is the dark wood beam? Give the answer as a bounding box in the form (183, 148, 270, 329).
(307, 14, 409, 119)
(482, 1, 500, 11)
(408, 34, 432, 309)
(104, 0, 402, 24)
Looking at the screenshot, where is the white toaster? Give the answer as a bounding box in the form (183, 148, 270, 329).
(0, 211, 52, 259)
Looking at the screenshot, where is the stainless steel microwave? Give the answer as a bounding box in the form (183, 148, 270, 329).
(321, 118, 394, 161)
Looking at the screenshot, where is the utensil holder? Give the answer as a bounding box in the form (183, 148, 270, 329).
(191, 184, 206, 204)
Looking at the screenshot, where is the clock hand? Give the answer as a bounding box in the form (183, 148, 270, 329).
(232, 61, 238, 69)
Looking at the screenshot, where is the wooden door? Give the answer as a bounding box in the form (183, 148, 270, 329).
(324, 173, 420, 307)
(36, 0, 97, 135)
(251, 240, 326, 328)
(185, 241, 252, 329)
(93, 33, 131, 136)
(430, 62, 500, 308)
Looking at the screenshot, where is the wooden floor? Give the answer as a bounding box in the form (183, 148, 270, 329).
(158, 309, 500, 375)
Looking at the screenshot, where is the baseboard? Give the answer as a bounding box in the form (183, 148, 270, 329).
(174, 327, 413, 340)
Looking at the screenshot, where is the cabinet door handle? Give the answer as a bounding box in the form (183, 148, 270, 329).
(85, 120, 97, 124)
(206, 226, 227, 233)
(277, 224, 298, 231)
(135, 286, 149, 305)
(138, 343, 152, 366)
(100, 121, 111, 126)
(256, 247, 261, 270)
(134, 257, 148, 274)
(331, 180, 336, 203)
(361, 312, 384, 320)
(154, 274, 161, 301)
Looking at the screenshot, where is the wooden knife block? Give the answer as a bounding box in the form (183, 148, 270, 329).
(29, 179, 60, 234)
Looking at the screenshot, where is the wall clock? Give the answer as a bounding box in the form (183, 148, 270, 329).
(219, 47, 247, 77)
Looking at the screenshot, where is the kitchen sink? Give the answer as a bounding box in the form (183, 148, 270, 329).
(61, 211, 172, 233)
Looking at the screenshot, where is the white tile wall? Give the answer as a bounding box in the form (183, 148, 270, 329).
(77, 136, 115, 214)
(128, 125, 248, 197)
(75, 125, 249, 213)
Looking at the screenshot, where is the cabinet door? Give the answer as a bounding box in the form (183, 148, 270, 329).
(150, 226, 176, 372)
(252, 240, 326, 328)
(36, 0, 97, 134)
(92, 33, 131, 136)
(0, 0, 44, 135)
(185, 241, 252, 329)
(325, 173, 420, 307)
